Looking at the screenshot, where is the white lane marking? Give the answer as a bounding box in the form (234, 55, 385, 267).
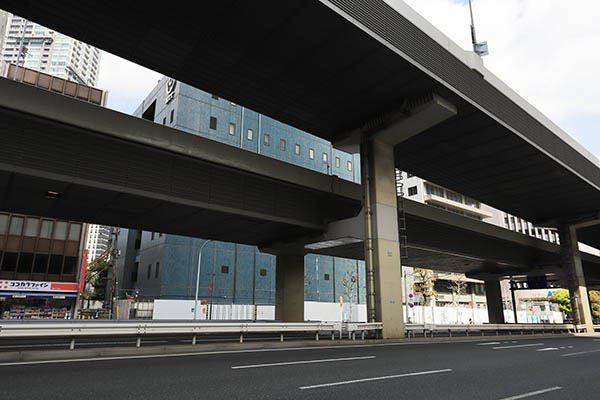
(498, 386, 562, 400)
(232, 355, 375, 369)
(298, 368, 453, 390)
(477, 342, 501, 346)
(493, 343, 544, 350)
(561, 348, 600, 357)
(0, 339, 513, 367)
(536, 348, 558, 352)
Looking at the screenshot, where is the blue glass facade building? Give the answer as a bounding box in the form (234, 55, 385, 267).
(120, 77, 366, 306)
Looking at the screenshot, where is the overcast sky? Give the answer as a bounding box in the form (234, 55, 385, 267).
(97, 0, 599, 158)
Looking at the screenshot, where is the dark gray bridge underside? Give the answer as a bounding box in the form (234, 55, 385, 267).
(3, 0, 599, 228)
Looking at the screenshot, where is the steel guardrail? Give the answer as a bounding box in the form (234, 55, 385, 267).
(405, 323, 581, 338)
(0, 321, 384, 349)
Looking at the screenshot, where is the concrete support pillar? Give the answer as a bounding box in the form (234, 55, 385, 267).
(361, 138, 404, 338)
(484, 280, 505, 324)
(275, 254, 304, 322)
(558, 224, 594, 333)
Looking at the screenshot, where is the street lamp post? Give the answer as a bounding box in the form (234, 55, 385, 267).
(194, 240, 212, 320)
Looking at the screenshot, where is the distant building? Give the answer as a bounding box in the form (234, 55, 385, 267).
(85, 225, 113, 264)
(399, 172, 560, 242)
(0, 212, 86, 319)
(111, 78, 366, 309)
(0, 10, 9, 53)
(1, 13, 100, 86)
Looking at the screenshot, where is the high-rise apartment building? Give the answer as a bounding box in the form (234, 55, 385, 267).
(0, 10, 9, 53)
(0, 13, 100, 86)
(85, 225, 113, 264)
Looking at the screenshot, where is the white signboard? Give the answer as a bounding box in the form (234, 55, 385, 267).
(0, 280, 79, 293)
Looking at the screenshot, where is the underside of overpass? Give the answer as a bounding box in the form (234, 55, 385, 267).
(3, 0, 599, 228)
(3, 0, 599, 333)
(274, 197, 600, 283)
(0, 77, 362, 247)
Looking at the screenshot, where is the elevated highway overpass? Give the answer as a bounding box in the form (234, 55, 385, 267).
(3, 0, 600, 336)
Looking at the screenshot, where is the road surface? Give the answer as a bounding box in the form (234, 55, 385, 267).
(2, 335, 600, 399)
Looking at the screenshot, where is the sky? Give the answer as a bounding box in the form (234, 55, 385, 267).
(97, 0, 599, 159)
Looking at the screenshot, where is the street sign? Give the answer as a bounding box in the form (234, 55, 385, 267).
(209, 284, 213, 293)
(408, 293, 413, 299)
(201, 299, 207, 305)
(129, 296, 134, 300)
(409, 303, 414, 308)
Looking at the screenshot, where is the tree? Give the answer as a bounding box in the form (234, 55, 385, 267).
(413, 268, 437, 323)
(341, 270, 358, 322)
(589, 291, 600, 320)
(447, 273, 468, 323)
(91, 267, 108, 300)
(550, 289, 572, 317)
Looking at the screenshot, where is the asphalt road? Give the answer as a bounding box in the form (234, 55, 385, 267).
(2, 336, 600, 399)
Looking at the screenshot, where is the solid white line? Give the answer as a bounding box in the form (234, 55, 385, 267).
(498, 386, 562, 399)
(536, 348, 558, 352)
(299, 368, 452, 390)
(493, 343, 544, 350)
(232, 356, 375, 369)
(477, 342, 501, 346)
(561, 348, 600, 357)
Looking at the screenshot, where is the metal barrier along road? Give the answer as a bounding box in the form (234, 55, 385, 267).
(0, 321, 383, 350)
(405, 323, 580, 338)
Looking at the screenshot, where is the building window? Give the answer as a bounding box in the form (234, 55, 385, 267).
(151, 232, 155, 240)
(211, 94, 219, 100)
(263, 134, 270, 146)
(408, 186, 418, 196)
(347, 161, 353, 171)
(247, 128, 254, 141)
(335, 157, 340, 168)
(209, 116, 217, 130)
(220, 265, 230, 274)
(280, 139, 286, 151)
(170, 109, 174, 123)
(147, 264, 151, 280)
(425, 183, 444, 197)
(155, 262, 160, 278)
(229, 123, 236, 136)
(445, 190, 462, 203)
(162, 117, 166, 125)
(324, 273, 330, 281)
(260, 268, 267, 277)
(294, 144, 301, 155)
(322, 153, 328, 164)
(309, 148, 315, 160)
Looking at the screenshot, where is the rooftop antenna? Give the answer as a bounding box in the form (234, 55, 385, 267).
(468, 0, 489, 56)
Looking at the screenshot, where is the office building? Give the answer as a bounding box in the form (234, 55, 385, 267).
(112, 78, 366, 310)
(0, 212, 86, 319)
(1, 13, 100, 86)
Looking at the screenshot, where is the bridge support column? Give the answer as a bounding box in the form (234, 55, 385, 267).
(485, 280, 505, 324)
(361, 138, 404, 339)
(275, 254, 304, 322)
(559, 224, 594, 333)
